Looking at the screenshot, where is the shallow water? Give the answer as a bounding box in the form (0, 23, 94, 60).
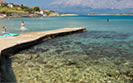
(2, 16, 133, 83)
(1, 15, 133, 33)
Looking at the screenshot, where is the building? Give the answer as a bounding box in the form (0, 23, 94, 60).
(8, 3, 14, 8)
(0, 0, 5, 3)
(40, 10, 47, 16)
(0, 0, 6, 7)
(40, 10, 46, 14)
(8, 3, 21, 9)
(13, 4, 21, 9)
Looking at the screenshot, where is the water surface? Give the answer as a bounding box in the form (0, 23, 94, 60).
(2, 16, 133, 83)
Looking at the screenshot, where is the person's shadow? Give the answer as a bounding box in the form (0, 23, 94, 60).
(0, 55, 17, 83)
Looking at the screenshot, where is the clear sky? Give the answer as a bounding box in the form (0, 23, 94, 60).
(4, 0, 133, 14)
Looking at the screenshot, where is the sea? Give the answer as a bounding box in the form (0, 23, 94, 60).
(1, 15, 133, 83)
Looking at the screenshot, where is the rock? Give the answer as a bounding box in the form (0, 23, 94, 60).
(45, 64, 54, 68)
(25, 54, 39, 60)
(25, 55, 32, 60)
(55, 49, 63, 54)
(107, 80, 112, 83)
(66, 59, 77, 65)
(74, 42, 82, 45)
(28, 79, 34, 83)
(34, 48, 49, 53)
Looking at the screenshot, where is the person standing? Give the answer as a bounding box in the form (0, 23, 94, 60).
(21, 21, 25, 33)
(107, 18, 110, 22)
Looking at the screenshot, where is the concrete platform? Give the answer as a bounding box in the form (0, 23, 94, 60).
(0, 27, 86, 56)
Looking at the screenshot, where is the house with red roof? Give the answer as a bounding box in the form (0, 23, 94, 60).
(0, 0, 5, 3)
(40, 10, 47, 16)
(0, 0, 7, 7)
(40, 10, 46, 14)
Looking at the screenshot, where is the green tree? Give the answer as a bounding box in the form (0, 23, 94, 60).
(49, 10, 55, 13)
(33, 6, 40, 11)
(0, 3, 8, 7)
(21, 6, 32, 13)
(45, 10, 56, 15)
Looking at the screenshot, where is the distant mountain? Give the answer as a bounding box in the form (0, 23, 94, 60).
(47, 5, 133, 15)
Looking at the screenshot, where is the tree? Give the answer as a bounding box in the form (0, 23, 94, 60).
(49, 10, 55, 13)
(0, 3, 8, 7)
(45, 10, 56, 15)
(33, 6, 40, 11)
(21, 6, 32, 13)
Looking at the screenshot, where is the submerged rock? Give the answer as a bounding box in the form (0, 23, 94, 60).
(9, 30, 133, 83)
(25, 54, 39, 60)
(65, 59, 77, 66)
(55, 49, 64, 54)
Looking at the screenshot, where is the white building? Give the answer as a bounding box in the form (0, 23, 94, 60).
(40, 10, 47, 16)
(40, 10, 46, 14)
(8, 3, 21, 9)
(8, 3, 13, 8)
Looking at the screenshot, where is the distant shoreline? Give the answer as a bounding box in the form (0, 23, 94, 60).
(1, 14, 133, 19)
(0, 15, 47, 19)
(60, 14, 79, 16)
(0, 14, 79, 19)
(88, 14, 133, 16)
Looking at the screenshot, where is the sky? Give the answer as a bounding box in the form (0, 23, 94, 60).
(4, 0, 133, 14)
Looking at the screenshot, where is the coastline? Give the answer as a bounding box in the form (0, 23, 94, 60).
(0, 16, 45, 19)
(0, 16, 6, 19)
(60, 14, 79, 16)
(88, 14, 133, 16)
(1, 14, 133, 19)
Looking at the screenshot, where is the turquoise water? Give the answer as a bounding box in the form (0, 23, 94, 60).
(3, 16, 133, 82)
(1, 16, 133, 33)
